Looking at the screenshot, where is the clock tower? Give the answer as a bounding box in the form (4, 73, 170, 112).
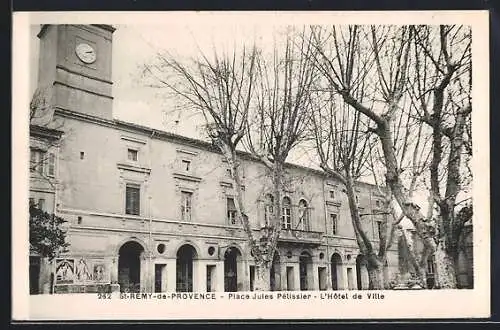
(37, 24, 115, 120)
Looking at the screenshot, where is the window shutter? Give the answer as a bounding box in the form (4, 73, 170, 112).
(227, 197, 236, 210)
(48, 153, 55, 176)
(126, 185, 140, 215)
(39, 152, 45, 175)
(30, 150, 36, 171)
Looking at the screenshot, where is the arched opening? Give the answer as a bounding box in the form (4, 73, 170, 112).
(224, 247, 242, 292)
(176, 244, 197, 292)
(118, 241, 144, 293)
(299, 251, 312, 291)
(270, 251, 281, 291)
(331, 253, 343, 290)
(356, 254, 369, 290)
(298, 199, 310, 231)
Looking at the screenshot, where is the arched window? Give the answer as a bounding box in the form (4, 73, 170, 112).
(264, 193, 274, 226)
(298, 199, 309, 231)
(281, 197, 292, 229)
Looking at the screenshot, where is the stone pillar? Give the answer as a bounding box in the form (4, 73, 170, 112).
(341, 264, 346, 290)
(280, 263, 288, 291)
(349, 265, 357, 290)
(293, 264, 301, 290)
(160, 263, 168, 292)
(215, 260, 225, 292)
(361, 265, 369, 290)
(309, 263, 318, 290)
(237, 260, 249, 291)
(325, 263, 333, 290)
(193, 260, 206, 292)
(140, 254, 151, 292)
(108, 257, 117, 284)
(272, 262, 282, 291)
(165, 258, 177, 292)
(336, 264, 345, 290)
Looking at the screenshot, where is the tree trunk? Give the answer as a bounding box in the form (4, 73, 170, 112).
(366, 255, 384, 289)
(434, 242, 457, 289)
(254, 261, 271, 291)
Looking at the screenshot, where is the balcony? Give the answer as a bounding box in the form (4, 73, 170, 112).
(277, 229, 323, 246)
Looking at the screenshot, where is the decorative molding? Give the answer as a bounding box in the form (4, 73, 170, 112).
(69, 225, 249, 241)
(219, 181, 233, 188)
(56, 64, 113, 85)
(53, 81, 113, 100)
(121, 135, 147, 145)
(117, 162, 151, 175)
(176, 148, 199, 156)
(326, 200, 342, 207)
(173, 172, 202, 183)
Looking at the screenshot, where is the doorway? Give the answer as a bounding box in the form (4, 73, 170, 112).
(224, 247, 241, 292)
(176, 244, 197, 292)
(331, 253, 343, 290)
(299, 251, 312, 291)
(118, 241, 144, 293)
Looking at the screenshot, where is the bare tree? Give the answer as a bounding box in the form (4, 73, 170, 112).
(307, 25, 441, 286)
(307, 24, 472, 288)
(243, 28, 318, 290)
(408, 25, 472, 288)
(141, 43, 280, 288)
(307, 29, 431, 288)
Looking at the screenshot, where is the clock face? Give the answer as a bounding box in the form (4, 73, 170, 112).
(75, 43, 97, 64)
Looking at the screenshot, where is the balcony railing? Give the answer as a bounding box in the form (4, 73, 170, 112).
(277, 228, 323, 245)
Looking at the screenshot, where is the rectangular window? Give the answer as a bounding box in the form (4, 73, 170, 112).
(377, 221, 383, 239)
(47, 153, 55, 177)
(181, 191, 193, 222)
(182, 160, 191, 172)
(125, 184, 140, 215)
(127, 148, 138, 161)
(281, 207, 291, 229)
(375, 200, 381, 207)
(427, 257, 435, 274)
(331, 214, 338, 235)
(329, 190, 335, 199)
(38, 198, 45, 211)
(30, 150, 36, 172)
(30, 149, 45, 174)
(227, 197, 237, 225)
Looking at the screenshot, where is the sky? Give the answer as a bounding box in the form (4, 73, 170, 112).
(29, 23, 320, 167)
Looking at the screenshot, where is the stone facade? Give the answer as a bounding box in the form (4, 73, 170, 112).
(30, 24, 400, 294)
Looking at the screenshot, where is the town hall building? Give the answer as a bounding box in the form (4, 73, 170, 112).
(29, 24, 401, 294)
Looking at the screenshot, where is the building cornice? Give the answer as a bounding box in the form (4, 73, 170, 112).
(92, 24, 116, 33)
(30, 124, 64, 140)
(53, 108, 383, 189)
